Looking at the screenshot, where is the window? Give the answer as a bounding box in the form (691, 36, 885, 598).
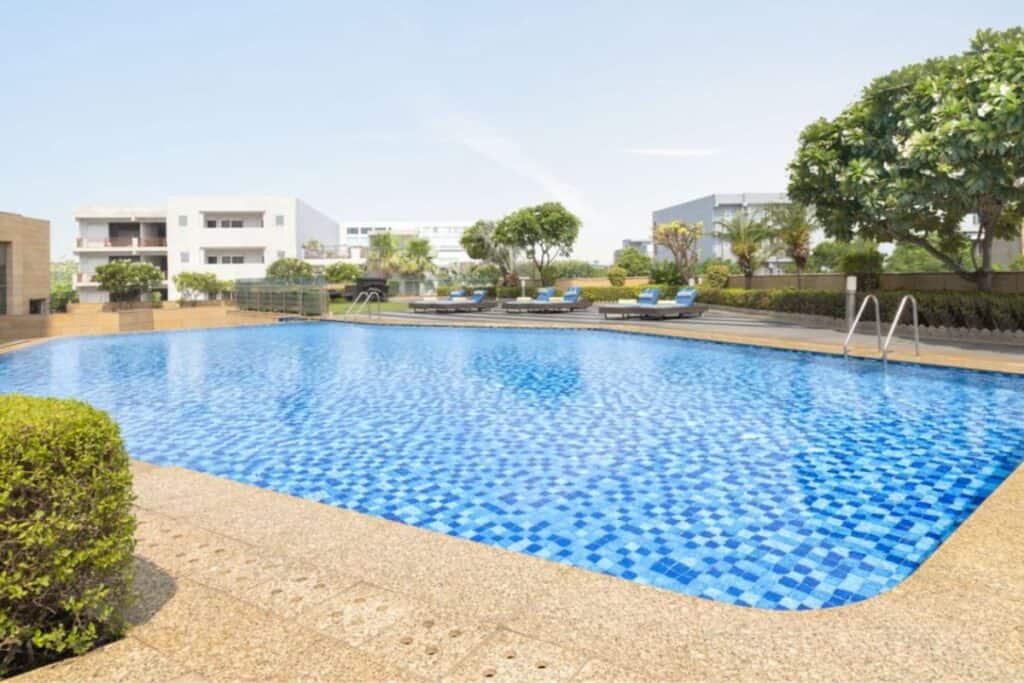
(231, 220, 243, 228)
(361, 227, 372, 234)
(275, 215, 284, 227)
(178, 215, 187, 227)
(231, 256, 244, 264)
(206, 220, 217, 228)
(346, 227, 359, 235)
(180, 252, 190, 264)
(207, 256, 218, 264)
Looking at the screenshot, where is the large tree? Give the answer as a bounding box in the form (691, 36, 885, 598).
(768, 203, 815, 287)
(652, 220, 702, 283)
(366, 232, 398, 277)
(788, 27, 1024, 292)
(714, 212, 777, 288)
(494, 202, 580, 285)
(460, 220, 518, 285)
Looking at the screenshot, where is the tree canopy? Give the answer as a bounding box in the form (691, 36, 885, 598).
(266, 258, 314, 281)
(323, 262, 362, 283)
(94, 261, 165, 302)
(460, 220, 518, 284)
(494, 202, 580, 285)
(394, 237, 435, 278)
(714, 213, 777, 286)
(172, 271, 221, 301)
(788, 27, 1024, 291)
(652, 220, 702, 282)
(768, 204, 815, 281)
(614, 247, 652, 276)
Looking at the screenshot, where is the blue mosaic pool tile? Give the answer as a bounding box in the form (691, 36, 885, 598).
(1, 323, 1021, 611)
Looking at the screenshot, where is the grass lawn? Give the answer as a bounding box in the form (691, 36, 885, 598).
(329, 300, 410, 314)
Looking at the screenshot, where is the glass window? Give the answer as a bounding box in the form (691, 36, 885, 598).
(275, 215, 284, 227)
(178, 215, 188, 227)
(206, 220, 217, 228)
(231, 220, 243, 228)
(361, 227, 372, 234)
(207, 256, 218, 264)
(346, 227, 359, 234)
(220, 219, 231, 227)
(231, 256, 244, 264)
(180, 252, 190, 264)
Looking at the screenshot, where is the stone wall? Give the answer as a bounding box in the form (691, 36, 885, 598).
(0, 211, 49, 314)
(0, 305, 280, 344)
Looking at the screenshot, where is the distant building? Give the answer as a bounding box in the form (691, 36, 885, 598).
(612, 238, 653, 264)
(0, 211, 50, 315)
(652, 192, 820, 273)
(331, 221, 474, 269)
(73, 196, 337, 302)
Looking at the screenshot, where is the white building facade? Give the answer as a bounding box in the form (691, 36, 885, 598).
(325, 221, 474, 269)
(74, 196, 337, 302)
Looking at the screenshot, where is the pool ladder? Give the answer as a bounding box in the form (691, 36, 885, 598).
(843, 294, 919, 363)
(342, 290, 382, 318)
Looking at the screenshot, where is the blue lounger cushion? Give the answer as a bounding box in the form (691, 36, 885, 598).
(637, 288, 660, 305)
(675, 288, 698, 306)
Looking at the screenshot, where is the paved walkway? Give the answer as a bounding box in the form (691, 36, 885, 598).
(332, 307, 1024, 373)
(15, 460, 1023, 682)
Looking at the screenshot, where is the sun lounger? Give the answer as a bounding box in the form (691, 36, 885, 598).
(502, 287, 592, 313)
(597, 288, 708, 320)
(409, 289, 497, 313)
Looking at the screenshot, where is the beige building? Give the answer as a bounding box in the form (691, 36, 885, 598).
(0, 211, 50, 316)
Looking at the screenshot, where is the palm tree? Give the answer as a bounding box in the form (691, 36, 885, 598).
(715, 212, 777, 289)
(366, 233, 398, 277)
(769, 204, 815, 289)
(394, 237, 435, 279)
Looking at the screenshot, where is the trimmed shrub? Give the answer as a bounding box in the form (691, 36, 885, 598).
(606, 266, 627, 286)
(696, 287, 1024, 331)
(0, 396, 136, 677)
(701, 264, 732, 289)
(840, 247, 884, 291)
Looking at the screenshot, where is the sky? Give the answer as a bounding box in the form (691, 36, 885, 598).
(1, 1, 1021, 262)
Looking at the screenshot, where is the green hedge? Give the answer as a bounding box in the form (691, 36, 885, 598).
(1, 396, 136, 677)
(696, 287, 1024, 331)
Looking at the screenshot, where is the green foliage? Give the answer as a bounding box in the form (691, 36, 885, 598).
(696, 287, 1024, 331)
(807, 240, 853, 273)
(266, 258, 314, 282)
(649, 261, 686, 287)
(653, 220, 702, 282)
(49, 261, 77, 289)
(606, 266, 627, 286)
(714, 212, 777, 284)
(701, 263, 733, 289)
(614, 247, 652, 276)
(49, 284, 78, 313)
(1010, 255, 1024, 271)
(93, 261, 164, 302)
(0, 396, 135, 676)
(301, 239, 325, 258)
(788, 27, 1024, 290)
(323, 262, 362, 283)
(768, 204, 815, 274)
(172, 272, 220, 301)
(697, 257, 741, 275)
(552, 259, 604, 278)
(393, 237, 435, 278)
(366, 233, 398, 277)
(494, 202, 581, 284)
(839, 244, 885, 291)
(460, 220, 519, 285)
(468, 263, 501, 284)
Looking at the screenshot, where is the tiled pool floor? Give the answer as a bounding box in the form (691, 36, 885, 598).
(1, 323, 1021, 610)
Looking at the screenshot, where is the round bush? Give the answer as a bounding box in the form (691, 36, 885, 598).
(0, 395, 135, 676)
(606, 266, 627, 286)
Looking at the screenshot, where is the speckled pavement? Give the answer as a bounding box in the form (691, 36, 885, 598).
(14, 456, 1023, 682)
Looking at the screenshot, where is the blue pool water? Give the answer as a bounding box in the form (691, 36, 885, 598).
(1, 323, 1020, 610)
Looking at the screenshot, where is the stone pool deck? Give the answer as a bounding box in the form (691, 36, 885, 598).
(15, 459, 1023, 682)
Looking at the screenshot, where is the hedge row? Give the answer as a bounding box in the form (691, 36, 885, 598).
(696, 287, 1024, 331)
(1, 396, 136, 677)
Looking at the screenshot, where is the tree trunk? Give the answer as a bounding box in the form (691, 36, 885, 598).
(743, 273, 752, 290)
(796, 267, 803, 290)
(976, 198, 1001, 293)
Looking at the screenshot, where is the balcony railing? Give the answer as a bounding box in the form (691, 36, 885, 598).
(302, 244, 360, 259)
(76, 236, 167, 249)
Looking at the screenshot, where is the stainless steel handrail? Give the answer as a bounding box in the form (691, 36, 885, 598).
(342, 290, 382, 318)
(882, 295, 920, 362)
(843, 294, 881, 358)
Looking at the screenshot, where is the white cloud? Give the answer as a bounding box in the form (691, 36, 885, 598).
(627, 147, 719, 158)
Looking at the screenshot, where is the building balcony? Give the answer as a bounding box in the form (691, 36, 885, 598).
(75, 236, 167, 251)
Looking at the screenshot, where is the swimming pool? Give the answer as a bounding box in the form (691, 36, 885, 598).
(1, 323, 1020, 610)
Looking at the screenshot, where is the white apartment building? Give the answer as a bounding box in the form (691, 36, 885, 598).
(320, 221, 473, 269)
(74, 196, 337, 302)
